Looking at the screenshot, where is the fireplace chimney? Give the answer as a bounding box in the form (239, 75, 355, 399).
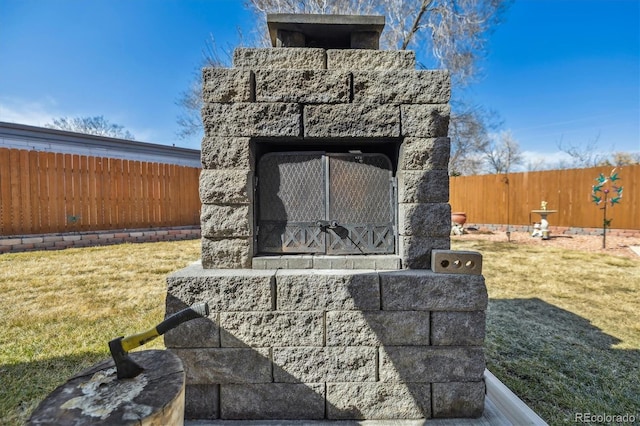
(167, 13, 487, 421)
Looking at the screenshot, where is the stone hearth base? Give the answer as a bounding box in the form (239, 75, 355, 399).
(165, 264, 487, 420)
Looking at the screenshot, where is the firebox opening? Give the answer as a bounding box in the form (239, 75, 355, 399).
(253, 138, 400, 259)
(253, 138, 401, 173)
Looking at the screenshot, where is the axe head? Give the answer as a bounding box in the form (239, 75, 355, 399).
(109, 337, 144, 379)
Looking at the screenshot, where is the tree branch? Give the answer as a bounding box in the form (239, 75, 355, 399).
(401, 0, 435, 49)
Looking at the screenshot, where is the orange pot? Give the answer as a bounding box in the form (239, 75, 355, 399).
(451, 212, 467, 225)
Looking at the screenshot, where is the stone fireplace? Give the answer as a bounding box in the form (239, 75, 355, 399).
(165, 14, 487, 420)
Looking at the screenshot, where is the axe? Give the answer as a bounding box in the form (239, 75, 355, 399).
(108, 302, 209, 379)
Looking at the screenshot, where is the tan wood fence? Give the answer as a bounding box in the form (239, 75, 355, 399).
(3, 147, 637, 236)
(450, 164, 639, 230)
(0, 148, 201, 236)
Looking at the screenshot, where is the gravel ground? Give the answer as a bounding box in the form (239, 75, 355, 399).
(453, 229, 640, 260)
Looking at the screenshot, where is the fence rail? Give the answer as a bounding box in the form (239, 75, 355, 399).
(0, 148, 201, 236)
(450, 164, 639, 230)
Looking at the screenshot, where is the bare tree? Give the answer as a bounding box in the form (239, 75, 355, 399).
(45, 116, 135, 140)
(246, 0, 510, 85)
(448, 103, 501, 175)
(482, 130, 522, 174)
(612, 151, 640, 166)
(556, 133, 610, 169)
(177, 0, 511, 149)
(175, 35, 234, 140)
(525, 157, 548, 172)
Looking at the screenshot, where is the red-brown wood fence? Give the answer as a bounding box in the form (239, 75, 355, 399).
(450, 164, 639, 230)
(0, 148, 201, 236)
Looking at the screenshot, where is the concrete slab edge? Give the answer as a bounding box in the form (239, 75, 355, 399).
(184, 369, 547, 425)
(484, 369, 547, 425)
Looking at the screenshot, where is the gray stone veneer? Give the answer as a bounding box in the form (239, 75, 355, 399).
(200, 47, 451, 269)
(166, 266, 487, 420)
(176, 42, 487, 421)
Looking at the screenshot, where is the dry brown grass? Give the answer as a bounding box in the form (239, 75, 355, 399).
(453, 233, 640, 349)
(1, 236, 638, 425)
(453, 235, 640, 424)
(0, 240, 200, 425)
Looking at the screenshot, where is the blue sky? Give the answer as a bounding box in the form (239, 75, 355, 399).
(1, 0, 638, 167)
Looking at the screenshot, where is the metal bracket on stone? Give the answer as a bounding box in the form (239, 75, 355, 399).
(431, 250, 482, 275)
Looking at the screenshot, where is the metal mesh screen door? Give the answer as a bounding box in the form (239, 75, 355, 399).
(257, 152, 326, 253)
(257, 152, 395, 254)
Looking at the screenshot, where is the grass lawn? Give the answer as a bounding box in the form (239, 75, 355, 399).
(1, 238, 638, 425)
(0, 240, 201, 425)
(453, 238, 640, 425)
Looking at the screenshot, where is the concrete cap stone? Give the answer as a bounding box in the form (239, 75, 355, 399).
(267, 14, 384, 48)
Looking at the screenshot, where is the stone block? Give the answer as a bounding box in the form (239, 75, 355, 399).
(327, 49, 416, 70)
(276, 270, 380, 311)
(201, 204, 252, 238)
(380, 270, 488, 311)
(202, 103, 301, 138)
(233, 47, 326, 70)
(220, 311, 324, 347)
(202, 68, 253, 103)
(401, 104, 450, 137)
(184, 384, 219, 420)
(353, 70, 450, 104)
(255, 69, 350, 103)
(379, 346, 485, 382)
(398, 203, 451, 237)
(346, 255, 401, 270)
(365, 256, 402, 270)
(282, 256, 314, 269)
(432, 250, 483, 275)
(220, 383, 325, 419)
(22, 237, 43, 244)
(326, 311, 430, 346)
(311, 256, 352, 269)
(167, 265, 275, 311)
(432, 382, 485, 418)
(351, 31, 379, 49)
(201, 237, 252, 269)
(273, 347, 376, 383)
(399, 137, 450, 171)
(171, 348, 272, 384)
(304, 103, 400, 138)
(431, 311, 486, 346)
(201, 136, 253, 170)
(164, 298, 220, 348)
(253, 255, 314, 270)
(326, 383, 431, 420)
(399, 236, 450, 269)
(398, 169, 449, 203)
(199, 169, 252, 204)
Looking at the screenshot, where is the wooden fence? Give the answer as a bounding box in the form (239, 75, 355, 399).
(3, 147, 638, 236)
(450, 164, 639, 230)
(0, 148, 201, 236)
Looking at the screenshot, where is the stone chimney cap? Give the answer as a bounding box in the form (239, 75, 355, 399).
(267, 13, 385, 49)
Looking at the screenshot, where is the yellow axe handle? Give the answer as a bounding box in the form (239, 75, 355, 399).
(119, 302, 209, 352)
